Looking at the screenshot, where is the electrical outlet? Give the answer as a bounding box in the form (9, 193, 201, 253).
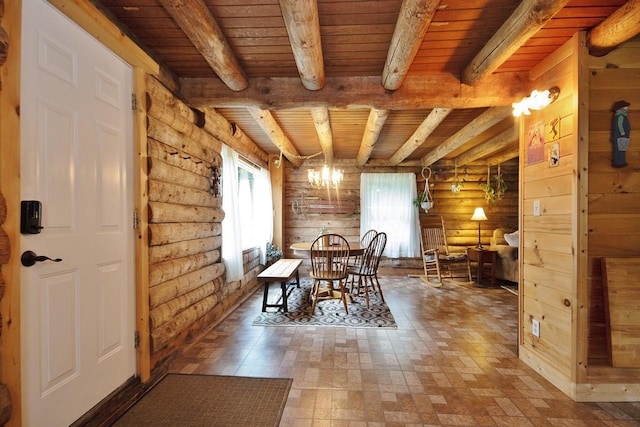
(533, 200, 541, 216)
(532, 319, 540, 337)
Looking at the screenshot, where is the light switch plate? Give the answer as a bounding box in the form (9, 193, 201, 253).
(532, 319, 540, 337)
(533, 200, 541, 216)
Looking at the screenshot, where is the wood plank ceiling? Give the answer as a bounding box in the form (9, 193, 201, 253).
(96, 0, 639, 167)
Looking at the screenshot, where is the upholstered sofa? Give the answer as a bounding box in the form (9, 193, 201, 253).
(489, 228, 519, 283)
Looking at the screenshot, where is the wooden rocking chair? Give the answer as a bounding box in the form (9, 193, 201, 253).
(419, 218, 472, 287)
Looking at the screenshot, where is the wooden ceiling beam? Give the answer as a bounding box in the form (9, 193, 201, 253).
(487, 146, 520, 166)
(420, 106, 512, 166)
(279, 0, 325, 90)
(156, 0, 248, 91)
(382, 0, 440, 90)
(247, 107, 304, 168)
(455, 125, 518, 166)
(356, 109, 389, 167)
(587, 0, 640, 57)
(181, 73, 529, 110)
(461, 0, 569, 86)
(310, 107, 333, 164)
(388, 108, 452, 165)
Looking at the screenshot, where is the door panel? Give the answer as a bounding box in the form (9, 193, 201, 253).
(21, 0, 135, 425)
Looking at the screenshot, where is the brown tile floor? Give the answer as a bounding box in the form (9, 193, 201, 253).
(169, 272, 640, 426)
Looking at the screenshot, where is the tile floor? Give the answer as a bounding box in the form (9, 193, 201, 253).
(169, 272, 640, 426)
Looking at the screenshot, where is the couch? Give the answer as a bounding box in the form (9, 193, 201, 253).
(490, 228, 519, 283)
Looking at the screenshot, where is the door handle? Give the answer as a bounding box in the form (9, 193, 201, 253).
(21, 250, 63, 267)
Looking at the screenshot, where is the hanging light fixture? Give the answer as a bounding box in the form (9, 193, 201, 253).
(512, 86, 560, 117)
(308, 164, 343, 189)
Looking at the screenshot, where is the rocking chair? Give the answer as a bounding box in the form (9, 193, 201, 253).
(420, 217, 472, 287)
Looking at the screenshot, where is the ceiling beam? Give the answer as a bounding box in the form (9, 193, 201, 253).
(461, 0, 569, 86)
(279, 0, 325, 90)
(247, 107, 304, 168)
(156, 0, 248, 91)
(487, 146, 520, 166)
(587, 0, 640, 57)
(181, 73, 529, 110)
(382, 0, 440, 90)
(310, 107, 333, 164)
(420, 106, 512, 166)
(454, 125, 518, 166)
(356, 109, 389, 167)
(388, 108, 452, 165)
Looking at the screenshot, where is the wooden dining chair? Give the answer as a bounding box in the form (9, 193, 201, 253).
(348, 229, 377, 268)
(309, 233, 351, 314)
(347, 232, 387, 309)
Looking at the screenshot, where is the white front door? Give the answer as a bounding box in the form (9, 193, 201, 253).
(20, 0, 136, 425)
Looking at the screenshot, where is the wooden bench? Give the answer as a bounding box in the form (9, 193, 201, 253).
(257, 258, 302, 312)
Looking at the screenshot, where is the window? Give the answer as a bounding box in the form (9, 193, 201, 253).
(222, 145, 273, 281)
(360, 173, 421, 258)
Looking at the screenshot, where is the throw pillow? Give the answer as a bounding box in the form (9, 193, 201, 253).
(504, 230, 519, 247)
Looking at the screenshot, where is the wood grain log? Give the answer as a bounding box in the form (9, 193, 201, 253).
(149, 223, 221, 246)
(148, 139, 220, 176)
(149, 263, 225, 307)
(0, 228, 9, 265)
(0, 26, 8, 67)
(0, 193, 6, 224)
(148, 201, 224, 224)
(148, 157, 213, 191)
(149, 250, 220, 286)
(150, 280, 218, 328)
(149, 236, 221, 265)
(0, 383, 11, 426)
(0, 269, 4, 302)
(147, 116, 216, 164)
(147, 75, 199, 124)
(151, 295, 218, 352)
(149, 180, 217, 208)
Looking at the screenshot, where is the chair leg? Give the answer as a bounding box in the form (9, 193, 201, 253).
(373, 274, 385, 303)
(362, 276, 371, 309)
(339, 279, 349, 314)
(310, 279, 319, 314)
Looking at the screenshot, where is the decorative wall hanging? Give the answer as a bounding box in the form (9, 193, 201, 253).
(526, 121, 545, 165)
(611, 100, 630, 168)
(414, 166, 434, 212)
(480, 164, 507, 204)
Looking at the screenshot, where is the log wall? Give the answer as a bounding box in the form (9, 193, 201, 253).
(0, 5, 12, 422)
(283, 157, 518, 273)
(145, 76, 263, 367)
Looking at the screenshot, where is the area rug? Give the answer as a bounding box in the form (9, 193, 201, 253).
(113, 374, 292, 427)
(253, 279, 397, 328)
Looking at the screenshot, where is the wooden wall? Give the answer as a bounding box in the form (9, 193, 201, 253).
(145, 76, 263, 367)
(518, 34, 579, 395)
(585, 38, 640, 376)
(282, 157, 518, 272)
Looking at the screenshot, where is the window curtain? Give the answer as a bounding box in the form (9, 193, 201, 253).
(221, 144, 244, 281)
(254, 167, 273, 264)
(360, 173, 421, 258)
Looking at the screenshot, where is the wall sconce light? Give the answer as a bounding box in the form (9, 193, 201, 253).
(512, 86, 560, 117)
(470, 207, 488, 249)
(308, 165, 343, 189)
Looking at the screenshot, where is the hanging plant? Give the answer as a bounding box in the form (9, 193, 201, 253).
(413, 167, 434, 212)
(480, 164, 507, 204)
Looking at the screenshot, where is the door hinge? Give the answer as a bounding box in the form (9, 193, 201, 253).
(133, 211, 139, 230)
(131, 93, 137, 110)
(134, 330, 140, 348)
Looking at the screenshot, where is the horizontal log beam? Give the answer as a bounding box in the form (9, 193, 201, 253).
(180, 73, 529, 110)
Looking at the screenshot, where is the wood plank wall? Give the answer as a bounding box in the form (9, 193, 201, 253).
(520, 35, 578, 389)
(145, 76, 261, 367)
(282, 157, 518, 272)
(587, 38, 640, 369)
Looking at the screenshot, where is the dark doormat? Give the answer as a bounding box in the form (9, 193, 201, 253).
(112, 374, 292, 426)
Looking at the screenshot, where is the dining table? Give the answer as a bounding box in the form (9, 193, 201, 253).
(290, 241, 366, 301)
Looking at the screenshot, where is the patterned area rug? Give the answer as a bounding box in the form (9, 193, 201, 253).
(113, 374, 291, 427)
(253, 279, 397, 328)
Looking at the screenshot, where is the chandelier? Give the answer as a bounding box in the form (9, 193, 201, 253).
(308, 165, 343, 189)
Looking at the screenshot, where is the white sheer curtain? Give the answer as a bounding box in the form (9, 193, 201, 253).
(221, 144, 244, 281)
(360, 173, 421, 258)
(254, 167, 273, 264)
